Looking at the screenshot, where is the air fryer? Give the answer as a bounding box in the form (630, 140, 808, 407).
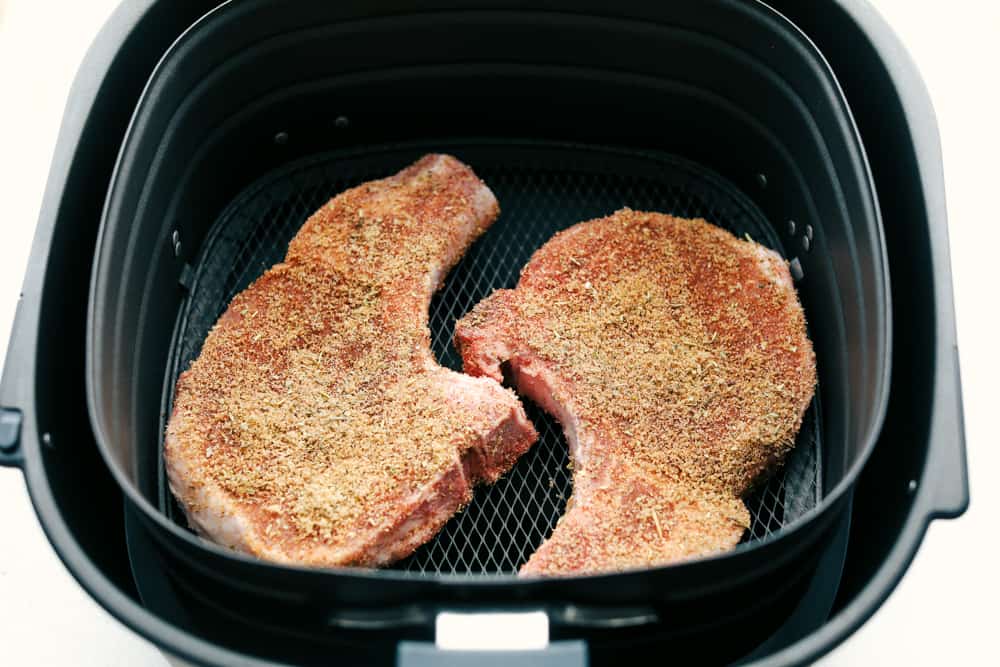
(0, 1, 967, 665)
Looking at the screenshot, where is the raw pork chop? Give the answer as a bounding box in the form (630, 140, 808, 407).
(166, 155, 538, 567)
(455, 209, 815, 576)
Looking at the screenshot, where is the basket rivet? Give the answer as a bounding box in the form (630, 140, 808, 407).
(756, 173, 768, 189)
(802, 236, 811, 252)
(274, 131, 289, 146)
(908, 480, 917, 493)
(334, 116, 350, 129)
(805, 224, 814, 241)
(41, 432, 53, 449)
(787, 220, 796, 235)
(789, 257, 804, 281)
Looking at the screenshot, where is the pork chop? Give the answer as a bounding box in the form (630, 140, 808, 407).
(165, 154, 538, 568)
(455, 209, 816, 576)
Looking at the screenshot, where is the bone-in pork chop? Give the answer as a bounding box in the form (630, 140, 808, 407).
(455, 209, 815, 576)
(166, 155, 538, 568)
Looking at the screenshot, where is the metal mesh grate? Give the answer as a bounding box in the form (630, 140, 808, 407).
(162, 141, 821, 575)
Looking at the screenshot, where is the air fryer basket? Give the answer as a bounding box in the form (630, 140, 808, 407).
(162, 142, 823, 575)
(85, 0, 889, 624)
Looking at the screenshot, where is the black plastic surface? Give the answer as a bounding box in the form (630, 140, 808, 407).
(738, 495, 851, 663)
(765, 1, 968, 525)
(124, 499, 850, 665)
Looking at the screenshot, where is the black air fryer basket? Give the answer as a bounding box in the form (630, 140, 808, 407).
(0, 1, 968, 665)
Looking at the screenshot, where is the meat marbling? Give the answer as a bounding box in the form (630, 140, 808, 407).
(455, 209, 816, 576)
(165, 154, 538, 568)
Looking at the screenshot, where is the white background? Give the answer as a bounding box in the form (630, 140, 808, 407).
(0, 1, 997, 664)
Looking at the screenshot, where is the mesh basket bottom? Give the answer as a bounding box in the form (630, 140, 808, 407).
(163, 140, 821, 575)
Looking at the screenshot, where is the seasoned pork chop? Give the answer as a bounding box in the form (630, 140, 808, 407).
(455, 209, 815, 576)
(166, 155, 538, 567)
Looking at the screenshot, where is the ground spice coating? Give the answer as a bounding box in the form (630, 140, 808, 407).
(165, 155, 537, 567)
(455, 209, 816, 575)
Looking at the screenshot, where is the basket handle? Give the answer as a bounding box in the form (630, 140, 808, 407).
(398, 611, 587, 667)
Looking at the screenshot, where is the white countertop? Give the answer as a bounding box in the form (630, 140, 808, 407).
(1, 1, 996, 664)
